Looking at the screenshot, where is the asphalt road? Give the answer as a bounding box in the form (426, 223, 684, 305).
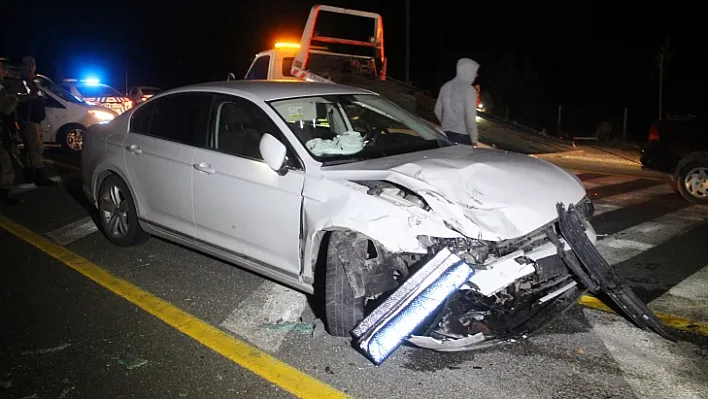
(1, 146, 707, 399)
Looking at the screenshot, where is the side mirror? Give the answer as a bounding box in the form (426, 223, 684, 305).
(259, 133, 288, 175)
(227, 73, 236, 81)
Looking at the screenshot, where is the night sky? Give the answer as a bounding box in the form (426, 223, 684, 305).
(2, 0, 703, 137)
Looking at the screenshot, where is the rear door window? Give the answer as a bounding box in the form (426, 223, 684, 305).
(129, 93, 211, 147)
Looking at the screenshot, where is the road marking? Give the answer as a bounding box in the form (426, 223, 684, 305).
(46, 216, 98, 246)
(579, 295, 708, 336)
(583, 308, 708, 399)
(45, 159, 81, 172)
(649, 265, 708, 325)
(569, 168, 668, 181)
(220, 281, 310, 353)
(0, 215, 349, 399)
(582, 175, 638, 190)
(592, 202, 621, 216)
(590, 184, 676, 216)
(11, 176, 64, 195)
(595, 206, 707, 266)
(603, 238, 654, 251)
(656, 264, 708, 302)
(10, 173, 80, 196)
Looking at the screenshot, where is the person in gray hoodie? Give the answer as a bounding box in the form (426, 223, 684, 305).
(434, 58, 480, 146)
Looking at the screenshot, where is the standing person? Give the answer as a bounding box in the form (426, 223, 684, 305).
(0, 60, 22, 205)
(434, 58, 480, 146)
(9, 56, 56, 186)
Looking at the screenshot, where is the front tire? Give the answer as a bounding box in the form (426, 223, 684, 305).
(97, 175, 149, 247)
(324, 231, 366, 337)
(677, 161, 708, 205)
(57, 124, 85, 151)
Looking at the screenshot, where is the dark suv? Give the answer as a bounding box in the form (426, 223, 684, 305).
(640, 115, 708, 205)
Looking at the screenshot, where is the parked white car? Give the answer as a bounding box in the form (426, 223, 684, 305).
(81, 81, 670, 363)
(34, 75, 117, 151)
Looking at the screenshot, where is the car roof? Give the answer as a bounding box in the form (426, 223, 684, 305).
(172, 80, 376, 101)
(63, 82, 113, 88)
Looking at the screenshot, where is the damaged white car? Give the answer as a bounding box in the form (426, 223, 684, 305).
(82, 81, 672, 364)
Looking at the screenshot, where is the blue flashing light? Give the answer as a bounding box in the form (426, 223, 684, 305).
(83, 77, 100, 85)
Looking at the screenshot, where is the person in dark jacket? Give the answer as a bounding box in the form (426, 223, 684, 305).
(0, 60, 22, 204)
(8, 56, 55, 186)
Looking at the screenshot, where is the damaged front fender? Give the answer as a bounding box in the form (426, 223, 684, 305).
(300, 176, 462, 281)
(328, 230, 416, 299)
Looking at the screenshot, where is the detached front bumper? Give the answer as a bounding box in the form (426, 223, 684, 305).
(351, 203, 673, 365)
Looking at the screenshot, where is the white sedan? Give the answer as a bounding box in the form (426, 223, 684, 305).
(82, 81, 667, 363)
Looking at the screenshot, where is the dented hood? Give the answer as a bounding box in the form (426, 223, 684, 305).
(321, 145, 586, 240)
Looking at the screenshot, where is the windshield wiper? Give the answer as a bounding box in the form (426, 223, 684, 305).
(321, 158, 366, 166)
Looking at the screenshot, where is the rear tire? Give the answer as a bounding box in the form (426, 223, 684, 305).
(97, 175, 149, 247)
(324, 231, 366, 337)
(676, 160, 708, 205)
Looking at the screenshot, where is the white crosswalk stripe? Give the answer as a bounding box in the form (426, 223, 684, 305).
(596, 206, 707, 266)
(577, 173, 708, 399)
(219, 281, 309, 353)
(592, 184, 675, 215)
(45, 216, 98, 246)
(582, 175, 639, 190)
(650, 265, 708, 324)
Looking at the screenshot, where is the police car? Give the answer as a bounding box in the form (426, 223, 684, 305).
(61, 79, 133, 115)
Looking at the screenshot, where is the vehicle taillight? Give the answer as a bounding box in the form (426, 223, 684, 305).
(648, 125, 660, 141)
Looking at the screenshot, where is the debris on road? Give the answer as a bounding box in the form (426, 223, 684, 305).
(21, 343, 72, 356)
(265, 321, 315, 335)
(58, 386, 75, 399)
(117, 354, 149, 370)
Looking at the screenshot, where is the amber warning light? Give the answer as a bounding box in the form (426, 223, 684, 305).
(274, 42, 300, 49)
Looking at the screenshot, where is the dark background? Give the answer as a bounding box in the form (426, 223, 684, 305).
(1, 0, 703, 140)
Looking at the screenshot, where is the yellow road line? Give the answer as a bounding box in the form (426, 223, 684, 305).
(45, 159, 81, 172)
(0, 215, 350, 399)
(579, 295, 708, 336)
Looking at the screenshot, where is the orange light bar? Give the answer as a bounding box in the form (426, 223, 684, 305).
(275, 42, 300, 49)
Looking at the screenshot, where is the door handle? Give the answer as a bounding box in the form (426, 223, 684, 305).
(193, 162, 215, 174)
(126, 144, 142, 154)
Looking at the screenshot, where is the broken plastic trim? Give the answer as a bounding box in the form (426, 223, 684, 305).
(351, 248, 474, 365)
(555, 202, 675, 341)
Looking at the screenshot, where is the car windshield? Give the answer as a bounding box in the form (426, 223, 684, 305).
(74, 84, 123, 98)
(34, 77, 84, 104)
(268, 94, 452, 164)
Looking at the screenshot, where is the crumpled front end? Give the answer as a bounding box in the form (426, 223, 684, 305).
(351, 203, 673, 365)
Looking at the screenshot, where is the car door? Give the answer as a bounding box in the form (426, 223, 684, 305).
(37, 90, 65, 142)
(192, 94, 305, 277)
(123, 92, 210, 239)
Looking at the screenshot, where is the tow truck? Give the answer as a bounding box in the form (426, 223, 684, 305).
(238, 5, 422, 115)
(236, 4, 573, 155)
